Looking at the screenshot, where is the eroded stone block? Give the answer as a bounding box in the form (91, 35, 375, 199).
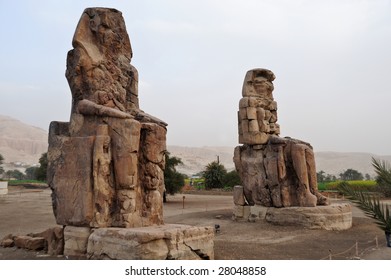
(63, 226, 91, 257)
(87, 225, 214, 260)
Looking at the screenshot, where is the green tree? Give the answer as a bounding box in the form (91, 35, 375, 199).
(317, 170, 337, 183)
(339, 168, 364, 181)
(36, 152, 48, 182)
(372, 157, 391, 197)
(5, 169, 25, 180)
(317, 170, 326, 183)
(203, 161, 227, 189)
(25, 166, 39, 180)
(164, 152, 185, 202)
(0, 154, 4, 176)
(223, 170, 241, 188)
(325, 174, 337, 182)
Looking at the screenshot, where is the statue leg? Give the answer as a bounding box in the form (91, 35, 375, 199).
(291, 143, 317, 207)
(305, 148, 329, 206)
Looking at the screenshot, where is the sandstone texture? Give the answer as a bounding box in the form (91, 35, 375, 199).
(48, 8, 167, 228)
(0, 227, 64, 255)
(234, 69, 329, 208)
(265, 203, 353, 230)
(238, 69, 279, 145)
(45, 7, 214, 260)
(29, 227, 64, 255)
(14, 236, 45, 251)
(87, 224, 214, 260)
(233, 203, 352, 230)
(63, 226, 91, 257)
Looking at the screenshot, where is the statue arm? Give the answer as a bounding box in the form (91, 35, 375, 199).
(77, 99, 132, 119)
(133, 110, 167, 127)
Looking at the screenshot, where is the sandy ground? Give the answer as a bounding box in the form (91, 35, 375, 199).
(0, 187, 390, 260)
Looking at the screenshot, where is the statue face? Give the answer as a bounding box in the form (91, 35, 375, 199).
(253, 77, 268, 96)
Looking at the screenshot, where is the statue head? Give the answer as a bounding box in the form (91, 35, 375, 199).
(66, 7, 139, 114)
(242, 68, 275, 98)
(72, 8, 132, 61)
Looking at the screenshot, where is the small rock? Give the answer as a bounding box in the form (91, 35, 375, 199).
(1, 239, 14, 247)
(14, 236, 45, 250)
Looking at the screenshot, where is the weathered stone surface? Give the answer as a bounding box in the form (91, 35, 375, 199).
(0, 234, 14, 248)
(232, 205, 252, 221)
(238, 69, 278, 145)
(48, 134, 95, 226)
(234, 69, 328, 208)
(1, 238, 14, 247)
(233, 185, 246, 206)
(265, 203, 352, 230)
(250, 205, 268, 220)
(87, 225, 214, 260)
(232, 205, 245, 219)
(234, 136, 328, 207)
(14, 236, 45, 251)
(46, 8, 214, 260)
(63, 226, 91, 257)
(48, 7, 167, 228)
(30, 227, 64, 256)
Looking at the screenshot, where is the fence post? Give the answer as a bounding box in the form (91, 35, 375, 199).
(355, 241, 359, 257)
(375, 236, 378, 248)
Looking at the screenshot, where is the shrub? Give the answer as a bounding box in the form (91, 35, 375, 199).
(325, 180, 377, 192)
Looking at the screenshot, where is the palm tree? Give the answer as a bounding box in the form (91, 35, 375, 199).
(372, 157, 391, 197)
(338, 182, 391, 247)
(163, 152, 185, 202)
(203, 161, 227, 189)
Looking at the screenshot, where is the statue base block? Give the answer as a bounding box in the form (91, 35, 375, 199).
(233, 203, 352, 230)
(62, 224, 214, 260)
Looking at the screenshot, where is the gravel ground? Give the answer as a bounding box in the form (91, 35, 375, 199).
(0, 188, 390, 260)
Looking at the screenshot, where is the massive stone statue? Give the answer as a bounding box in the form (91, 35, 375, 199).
(47, 8, 214, 260)
(48, 8, 167, 228)
(234, 69, 329, 208)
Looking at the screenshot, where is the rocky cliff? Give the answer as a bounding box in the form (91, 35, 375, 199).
(1, 115, 390, 177)
(0, 115, 48, 165)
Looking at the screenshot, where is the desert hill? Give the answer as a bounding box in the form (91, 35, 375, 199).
(0, 115, 48, 165)
(315, 151, 391, 178)
(1, 115, 390, 178)
(167, 146, 391, 177)
(167, 145, 236, 175)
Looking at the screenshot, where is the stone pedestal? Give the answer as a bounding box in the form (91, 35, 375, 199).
(63, 226, 91, 257)
(265, 203, 352, 230)
(63, 224, 214, 260)
(0, 181, 8, 195)
(233, 203, 352, 230)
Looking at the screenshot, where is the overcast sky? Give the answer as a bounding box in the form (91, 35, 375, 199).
(1, 0, 390, 154)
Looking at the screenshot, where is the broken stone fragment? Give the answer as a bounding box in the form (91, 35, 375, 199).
(14, 236, 45, 251)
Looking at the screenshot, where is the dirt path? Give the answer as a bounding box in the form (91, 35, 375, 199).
(0, 188, 390, 260)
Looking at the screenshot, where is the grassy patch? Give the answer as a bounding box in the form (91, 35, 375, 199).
(8, 180, 47, 186)
(323, 180, 377, 192)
